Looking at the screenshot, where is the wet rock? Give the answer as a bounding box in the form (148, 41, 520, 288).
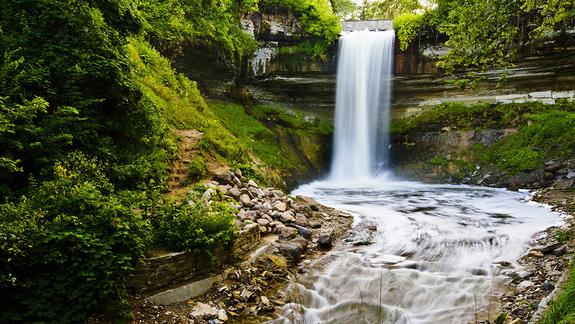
(291, 225, 312, 239)
(554, 178, 575, 190)
(275, 238, 308, 265)
(542, 281, 555, 291)
(344, 231, 374, 246)
(317, 229, 334, 248)
(516, 280, 534, 293)
(280, 226, 298, 239)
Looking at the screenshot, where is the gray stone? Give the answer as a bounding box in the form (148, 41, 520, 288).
(280, 226, 298, 239)
(275, 238, 308, 265)
(273, 201, 287, 212)
(229, 186, 241, 198)
(239, 194, 252, 206)
(291, 225, 312, 239)
(190, 302, 218, 319)
(552, 91, 574, 99)
(279, 211, 295, 223)
(516, 280, 534, 293)
(257, 218, 270, 227)
(247, 179, 259, 188)
(542, 281, 555, 291)
(240, 288, 254, 301)
(217, 309, 228, 322)
(249, 187, 265, 199)
(317, 229, 334, 248)
(295, 214, 309, 226)
(529, 91, 552, 98)
(554, 178, 575, 190)
(309, 220, 322, 228)
(567, 171, 575, 179)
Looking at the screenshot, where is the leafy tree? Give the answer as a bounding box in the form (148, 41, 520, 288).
(358, 0, 421, 20)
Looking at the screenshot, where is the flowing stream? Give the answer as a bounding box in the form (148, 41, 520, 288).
(271, 30, 562, 323)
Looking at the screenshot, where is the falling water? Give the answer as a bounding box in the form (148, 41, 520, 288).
(331, 30, 395, 180)
(269, 28, 563, 324)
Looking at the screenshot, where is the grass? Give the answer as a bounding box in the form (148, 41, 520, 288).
(208, 101, 332, 173)
(393, 101, 575, 175)
(539, 262, 575, 324)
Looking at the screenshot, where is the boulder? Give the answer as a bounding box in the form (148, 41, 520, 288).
(516, 280, 534, 293)
(279, 211, 295, 223)
(247, 179, 259, 188)
(317, 229, 334, 248)
(275, 238, 308, 265)
(295, 214, 309, 226)
(280, 226, 298, 239)
(239, 194, 252, 207)
(291, 225, 312, 239)
(190, 302, 218, 319)
(273, 201, 287, 212)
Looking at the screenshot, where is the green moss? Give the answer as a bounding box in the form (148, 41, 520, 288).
(474, 110, 575, 174)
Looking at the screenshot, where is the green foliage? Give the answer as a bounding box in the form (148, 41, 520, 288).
(330, 0, 357, 18)
(425, 0, 574, 72)
(523, 0, 575, 39)
(556, 229, 572, 244)
(138, 0, 258, 62)
(358, 0, 421, 20)
(187, 157, 207, 181)
(150, 196, 237, 252)
(540, 261, 575, 324)
(394, 101, 575, 175)
(393, 13, 424, 51)
(0, 0, 174, 192)
(0, 153, 149, 322)
(476, 110, 575, 174)
(128, 38, 248, 165)
(262, 0, 341, 60)
(430, 156, 449, 166)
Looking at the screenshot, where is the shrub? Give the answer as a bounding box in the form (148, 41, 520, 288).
(187, 156, 207, 181)
(0, 153, 149, 322)
(151, 197, 237, 253)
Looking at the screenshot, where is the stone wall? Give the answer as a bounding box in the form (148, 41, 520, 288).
(128, 225, 261, 293)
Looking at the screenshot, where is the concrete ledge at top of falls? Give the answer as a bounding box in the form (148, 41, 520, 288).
(342, 20, 393, 32)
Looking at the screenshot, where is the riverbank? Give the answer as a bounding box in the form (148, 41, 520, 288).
(504, 189, 575, 323)
(125, 171, 353, 323)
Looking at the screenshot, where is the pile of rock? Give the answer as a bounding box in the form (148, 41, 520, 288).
(201, 170, 353, 253)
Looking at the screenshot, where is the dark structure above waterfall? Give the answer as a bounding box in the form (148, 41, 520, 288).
(342, 20, 393, 32)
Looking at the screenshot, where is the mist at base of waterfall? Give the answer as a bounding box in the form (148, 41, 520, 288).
(269, 176, 560, 324)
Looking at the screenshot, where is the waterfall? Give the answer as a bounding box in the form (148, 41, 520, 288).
(330, 30, 395, 180)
